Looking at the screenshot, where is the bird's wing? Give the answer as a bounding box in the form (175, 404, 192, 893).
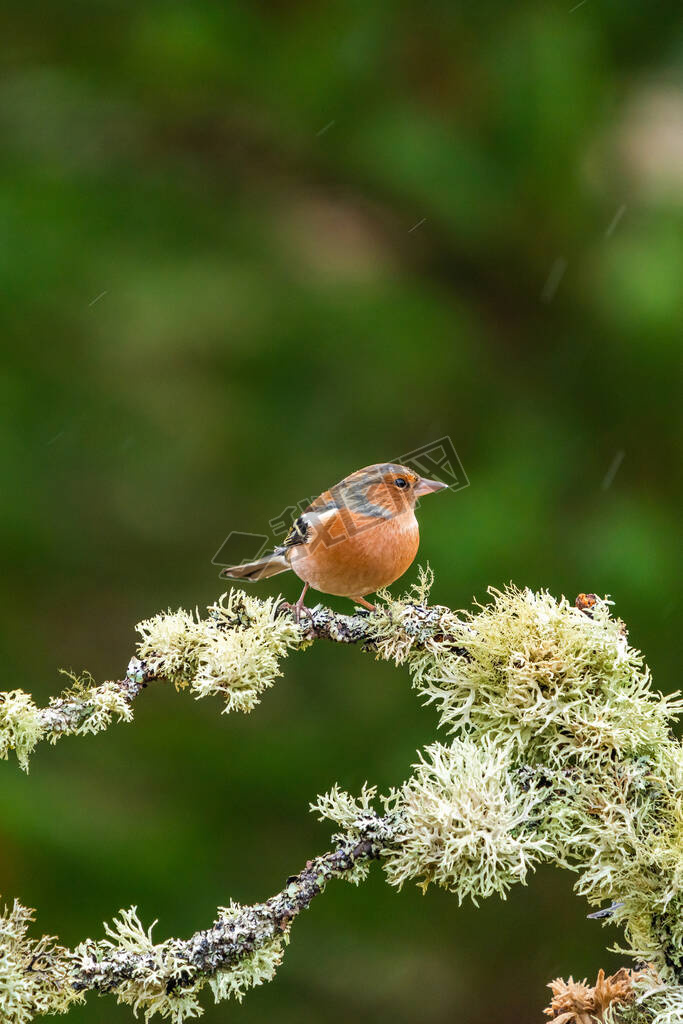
(276, 490, 339, 555)
(278, 514, 311, 552)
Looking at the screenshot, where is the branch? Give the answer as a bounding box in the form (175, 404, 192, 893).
(2, 577, 683, 1023)
(36, 659, 153, 734)
(0, 814, 397, 1022)
(1, 585, 460, 769)
(276, 598, 458, 646)
(70, 815, 392, 1003)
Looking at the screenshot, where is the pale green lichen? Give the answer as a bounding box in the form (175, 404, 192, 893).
(208, 902, 285, 1005)
(0, 901, 33, 1024)
(207, 940, 284, 1006)
(0, 672, 136, 772)
(136, 591, 303, 713)
(631, 973, 683, 1024)
(376, 582, 680, 766)
(382, 738, 555, 900)
(0, 692, 45, 771)
(51, 671, 135, 738)
(0, 899, 80, 1023)
(71, 903, 287, 1022)
(318, 581, 683, 998)
(313, 740, 556, 901)
(73, 908, 203, 1023)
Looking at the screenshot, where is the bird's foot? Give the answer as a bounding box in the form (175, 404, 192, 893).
(293, 602, 313, 624)
(293, 583, 311, 624)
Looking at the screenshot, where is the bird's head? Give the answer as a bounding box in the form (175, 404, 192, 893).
(336, 462, 448, 518)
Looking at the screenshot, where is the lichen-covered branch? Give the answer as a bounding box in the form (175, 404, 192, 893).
(2, 572, 683, 1022)
(70, 813, 394, 1021)
(0, 587, 452, 770)
(0, 814, 394, 1023)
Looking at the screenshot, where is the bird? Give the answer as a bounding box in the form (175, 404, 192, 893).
(220, 462, 448, 619)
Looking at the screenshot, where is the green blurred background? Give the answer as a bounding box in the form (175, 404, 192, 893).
(1, 2, 681, 1021)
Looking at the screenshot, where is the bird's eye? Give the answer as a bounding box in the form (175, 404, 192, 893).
(394, 477, 408, 489)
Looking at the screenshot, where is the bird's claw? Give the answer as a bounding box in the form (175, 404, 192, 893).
(293, 602, 313, 625)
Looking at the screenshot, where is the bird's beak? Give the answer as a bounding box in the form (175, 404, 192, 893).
(414, 476, 449, 497)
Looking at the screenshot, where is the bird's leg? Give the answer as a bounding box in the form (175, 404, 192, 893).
(351, 596, 376, 613)
(293, 582, 310, 623)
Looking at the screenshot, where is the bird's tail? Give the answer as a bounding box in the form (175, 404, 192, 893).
(219, 552, 290, 582)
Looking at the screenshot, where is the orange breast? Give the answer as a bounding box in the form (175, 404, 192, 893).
(289, 509, 419, 598)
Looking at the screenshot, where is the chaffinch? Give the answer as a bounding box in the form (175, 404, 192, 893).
(220, 463, 447, 619)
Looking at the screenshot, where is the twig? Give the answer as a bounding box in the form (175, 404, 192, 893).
(15, 600, 466, 759)
(70, 815, 393, 997)
(36, 659, 155, 736)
